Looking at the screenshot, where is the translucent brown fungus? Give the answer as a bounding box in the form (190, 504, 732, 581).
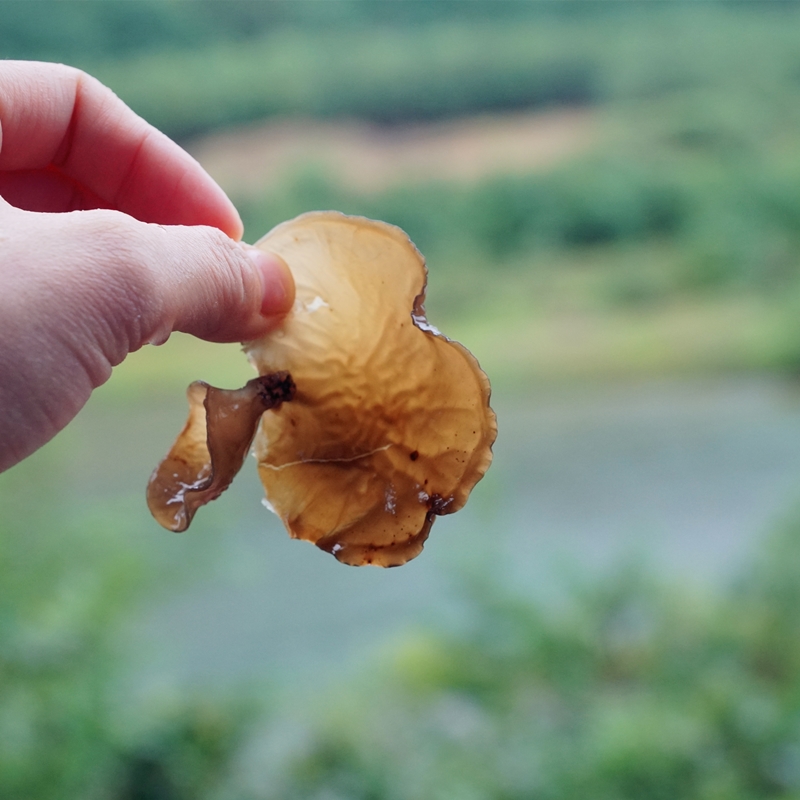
(147, 373, 295, 532)
(147, 211, 495, 567)
(246, 212, 497, 567)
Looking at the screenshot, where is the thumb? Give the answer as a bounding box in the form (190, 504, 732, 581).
(0, 206, 295, 471)
(140, 221, 295, 345)
(1, 205, 295, 373)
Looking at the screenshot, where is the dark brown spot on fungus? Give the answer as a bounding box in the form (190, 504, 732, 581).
(147, 373, 295, 532)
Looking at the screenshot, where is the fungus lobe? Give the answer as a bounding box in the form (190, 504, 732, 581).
(148, 212, 496, 567)
(147, 373, 295, 532)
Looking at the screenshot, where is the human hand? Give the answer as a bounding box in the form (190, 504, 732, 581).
(0, 61, 294, 472)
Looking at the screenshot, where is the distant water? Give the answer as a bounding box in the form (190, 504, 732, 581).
(42, 376, 800, 687)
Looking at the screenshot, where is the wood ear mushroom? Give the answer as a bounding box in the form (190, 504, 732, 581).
(148, 212, 496, 568)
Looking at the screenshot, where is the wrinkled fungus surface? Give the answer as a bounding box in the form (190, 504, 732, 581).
(147, 373, 295, 531)
(245, 212, 496, 566)
(147, 212, 496, 566)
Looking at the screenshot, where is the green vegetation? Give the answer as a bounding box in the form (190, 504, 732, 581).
(236, 120, 800, 381)
(263, 519, 800, 800)
(2, 3, 799, 139)
(5, 2, 800, 381)
(0, 1, 599, 136)
(6, 444, 800, 799)
(70, 4, 800, 145)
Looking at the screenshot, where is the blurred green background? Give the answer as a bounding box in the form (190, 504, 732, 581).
(8, 1, 800, 797)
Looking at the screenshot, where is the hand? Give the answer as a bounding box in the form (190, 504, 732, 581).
(0, 61, 294, 472)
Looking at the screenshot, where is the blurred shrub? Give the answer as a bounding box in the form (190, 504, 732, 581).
(238, 147, 800, 307)
(0, 472, 139, 799)
(2, 3, 798, 139)
(0, 465, 259, 800)
(238, 159, 684, 259)
(86, 22, 599, 139)
(0, 0, 562, 63)
(221, 513, 800, 800)
(8, 436, 800, 800)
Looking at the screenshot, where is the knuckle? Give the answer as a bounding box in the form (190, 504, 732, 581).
(71, 211, 160, 339)
(198, 226, 256, 303)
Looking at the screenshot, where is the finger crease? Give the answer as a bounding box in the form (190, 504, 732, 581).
(112, 128, 151, 212)
(52, 73, 82, 168)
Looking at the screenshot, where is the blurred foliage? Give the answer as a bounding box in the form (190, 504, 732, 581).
(2, 2, 799, 138)
(0, 460, 263, 800)
(0, 0, 549, 62)
(0, 0, 598, 136)
(5, 1, 800, 360)
(7, 440, 800, 798)
(258, 521, 800, 800)
(93, 4, 800, 139)
(237, 135, 800, 377)
(209, 0, 800, 375)
(239, 158, 686, 275)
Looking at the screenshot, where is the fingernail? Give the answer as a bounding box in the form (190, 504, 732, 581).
(245, 247, 295, 317)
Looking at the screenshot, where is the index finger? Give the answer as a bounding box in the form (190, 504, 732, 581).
(0, 61, 243, 238)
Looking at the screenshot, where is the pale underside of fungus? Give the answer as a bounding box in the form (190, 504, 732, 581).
(148, 212, 496, 567)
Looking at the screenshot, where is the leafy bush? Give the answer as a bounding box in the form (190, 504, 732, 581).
(219, 514, 800, 800)
(237, 147, 800, 307)
(7, 432, 800, 800)
(0, 463, 259, 800)
(4, 3, 799, 138)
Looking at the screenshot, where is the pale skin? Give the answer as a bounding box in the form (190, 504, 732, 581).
(0, 61, 295, 472)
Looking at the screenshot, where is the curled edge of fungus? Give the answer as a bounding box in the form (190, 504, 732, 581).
(147, 372, 296, 532)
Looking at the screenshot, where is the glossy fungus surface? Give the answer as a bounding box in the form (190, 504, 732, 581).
(246, 212, 496, 566)
(147, 373, 295, 531)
